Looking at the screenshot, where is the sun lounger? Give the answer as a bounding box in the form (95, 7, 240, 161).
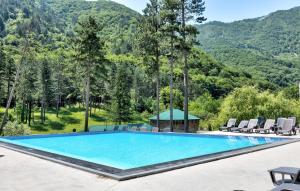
(273, 118, 286, 133)
(140, 127, 148, 132)
(271, 183, 300, 191)
(219, 118, 237, 132)
(152, 127, 159, 132)
(255, 119, 275, 134)
(269, 167, 300, 191)
(289, 117, 298, 131)
(231, 120, 249, 132)
(129, 126, 138, 131)
(277, 119, 296, 135)
(240, 119, 259, 133)
(163, 127, 171, 132)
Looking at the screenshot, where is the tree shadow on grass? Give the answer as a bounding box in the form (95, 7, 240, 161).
(68, 107, 85, 113)
(48, 121, 65, 130)
(61, 116, 81, 124)
(91, 115, 107, 122)
(59, 110, 72, 116)
(30, 123, 49, 132)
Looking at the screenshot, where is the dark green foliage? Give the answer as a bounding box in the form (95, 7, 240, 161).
(74, 15, 107, 131)
(197, 6, 300, 87)
(111, 62, 133, 124)
(0, 42, 6, 104)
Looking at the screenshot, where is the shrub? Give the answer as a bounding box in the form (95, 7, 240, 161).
(2, 121, 31, 136)
(211, 86, 300, 130)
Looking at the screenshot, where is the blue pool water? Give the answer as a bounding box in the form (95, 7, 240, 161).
(0, 132, 285, 170)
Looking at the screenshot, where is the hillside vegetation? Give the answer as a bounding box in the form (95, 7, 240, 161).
(197, 6, 300, 87)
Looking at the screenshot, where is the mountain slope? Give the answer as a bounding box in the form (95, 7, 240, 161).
(45, 0, 139, 53)
(197, 6, 300, 87)
(0, 0, 139, 53)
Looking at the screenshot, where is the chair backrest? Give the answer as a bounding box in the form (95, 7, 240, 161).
(163, 127, 171, 132)
(295, 170, 300, 184)
(140, 127, 147, 132)
(227, 118, 237, 128)
(264, 119, 275, 130)
(277, 118, 286, 128)
(248, 119, 258, 129)
(282, 119, 293, 131)
(113, 126, 119, 131)
(130, 126, 137, 131)
(288, 117, 297, 127)
(152, 127, 159, 132)
(238, 120, 249, 128)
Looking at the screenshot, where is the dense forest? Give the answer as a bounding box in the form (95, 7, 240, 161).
(197, 6, 300, 87)
(0, 0, 299, 135)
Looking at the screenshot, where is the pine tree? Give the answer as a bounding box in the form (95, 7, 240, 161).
(39, 58, 53, 124)
(111, 62, 133, 124)
(179, 0, 206, 132)
(0, 34, 32, 134)
(161, 0, 181, 132)
(74, 16, 106, 132)
(17, 54, 37, 125)
(0, 41, 6, 105)
(137, 0, 163, 130)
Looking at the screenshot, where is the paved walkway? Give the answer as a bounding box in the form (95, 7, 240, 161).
(1, 132, 300, 191)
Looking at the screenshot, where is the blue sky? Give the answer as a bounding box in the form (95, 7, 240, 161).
(112, 0, 300, 23)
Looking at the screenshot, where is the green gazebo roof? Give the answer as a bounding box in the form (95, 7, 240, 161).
(149, 109, 200, 121)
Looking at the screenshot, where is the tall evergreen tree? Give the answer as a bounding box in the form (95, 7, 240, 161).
(111, 62, 133, 124)
(3, 57, 16, 107)
(39, 58, 53, 124)
(179, 0, 206, 132)
(161, 0, 181, 132)
(74, 16, 106, 132)
(16, 53, 37, 125)
(0, 34, 32, 133)
(137, 0, 163, 130)
(0, 41, 6, 105)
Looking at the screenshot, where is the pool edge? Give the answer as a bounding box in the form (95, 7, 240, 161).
(0, 134, 299, 181)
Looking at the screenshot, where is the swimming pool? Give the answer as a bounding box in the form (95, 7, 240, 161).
(0, 132, 297, 180)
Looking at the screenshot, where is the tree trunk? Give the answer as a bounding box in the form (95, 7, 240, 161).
(25, 102, 28, 124)
(0, 63, 21, 134)
(89, 96, 92, 117)
(21, 100, 25, 123)
(181, 0, 189, 133)
(84, 73, 90, 132)
(56, 94, 61, 118)
(28, 101, 32, 126)
(169, 34, 174, 132)
(6, 69, 11, 106)
(156, 55, 160, 131)
(43, 105, 46, 122)
(40, 99, 44, 124)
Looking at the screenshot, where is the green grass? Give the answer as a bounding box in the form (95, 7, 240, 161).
(1, 107, 149, 135)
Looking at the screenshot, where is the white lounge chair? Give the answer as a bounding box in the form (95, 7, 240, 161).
(240, 119, 259, 133)
(255, 119, 275, 134)
(276, 119, 296, 135)
(219, 118, 237, 132)
(152, 127, 159, 132)
(231, 120, 249, 132)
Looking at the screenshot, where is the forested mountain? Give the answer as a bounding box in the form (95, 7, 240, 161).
(1, 0, 300, 133)
(45, 0, 139, 54)
(0, 0, 139, 53)
(197, 6, 300, 87)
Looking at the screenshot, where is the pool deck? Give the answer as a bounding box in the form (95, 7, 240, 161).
(1, 131, 300, 191)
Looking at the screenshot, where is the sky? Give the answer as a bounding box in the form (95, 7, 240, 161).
(111, 0, 300, 23)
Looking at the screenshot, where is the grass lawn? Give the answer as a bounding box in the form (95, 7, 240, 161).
(0, 107, 150, 135)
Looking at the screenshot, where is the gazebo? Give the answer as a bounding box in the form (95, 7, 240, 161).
(149, 109, 200, 132)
